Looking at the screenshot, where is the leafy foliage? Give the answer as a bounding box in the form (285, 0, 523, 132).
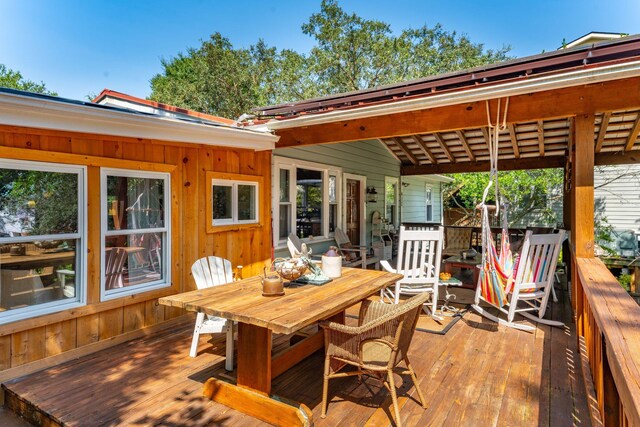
(0, 169, 78, 236)
(444, 169, 563, 227)
(0, 64, 57, 95)
(149, 0, 511, 118)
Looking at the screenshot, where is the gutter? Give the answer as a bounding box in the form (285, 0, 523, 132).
(265, 60, 640, 131)
(0, 91, 278, 151)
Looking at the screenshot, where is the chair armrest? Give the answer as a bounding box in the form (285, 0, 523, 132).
(339, 247, 366, 253)
(380, 260, 395, 273)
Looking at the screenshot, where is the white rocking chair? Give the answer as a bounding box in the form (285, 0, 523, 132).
(472, 230, 565, 331)
(190, 256, 235, 371)
(380, 226, 444, 315)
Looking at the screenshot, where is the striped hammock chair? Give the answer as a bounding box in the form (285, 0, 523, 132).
(478, 204, 514, 307)
(475, 97, 514, 308)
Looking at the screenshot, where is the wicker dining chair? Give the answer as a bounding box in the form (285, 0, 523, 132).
(319, 292, 429, 427)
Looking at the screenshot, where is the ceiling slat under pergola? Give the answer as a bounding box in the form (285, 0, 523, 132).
(380, 108, 640, 174)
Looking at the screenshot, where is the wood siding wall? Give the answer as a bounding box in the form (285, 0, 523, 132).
(0, 125, 272, 371)
(400, 176, 443, 224)
(274, 139, 400, 256)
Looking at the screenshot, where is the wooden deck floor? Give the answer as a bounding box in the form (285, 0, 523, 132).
(3, 287, 596, 427)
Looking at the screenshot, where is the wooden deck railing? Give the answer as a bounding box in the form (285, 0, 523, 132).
(575, 257, 640, 427)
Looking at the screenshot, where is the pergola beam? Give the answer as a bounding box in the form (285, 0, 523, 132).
(595, 112, 611, 153)
(455, 130, 475, 161)
(409, 135, 437, 164)
(507, 123, 520, 158)
(401, 155, 565, 175)
(274, 77, 640, 148)
(595, 149, 640, 166)
(433, 133, 455, 163)
(392, 137, 419, 165)
(625, 114, 640, 151)
(537, 120, 545, 157)
(377, 138, 403, 163)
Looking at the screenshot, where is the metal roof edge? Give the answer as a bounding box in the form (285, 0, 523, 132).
(264, 59, 640, 131)
(0, 89, 277, 151)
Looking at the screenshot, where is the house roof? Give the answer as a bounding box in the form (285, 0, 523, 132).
(563, 32, 626, 49)
(255, 34, 640, 120)
(0, 87, 277, 150)
(92, 89, 237, 126)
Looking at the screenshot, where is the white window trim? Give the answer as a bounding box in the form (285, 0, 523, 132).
(100, 168, 171, 301)
(384, 176, 399, 227)
(425, 185, 434, 222)
(272, 156, 342, 248)
(0, 159, 87, 324)
(211, 179, 259, 226)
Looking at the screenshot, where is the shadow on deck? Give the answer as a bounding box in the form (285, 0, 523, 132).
(2, 285, 597, 426)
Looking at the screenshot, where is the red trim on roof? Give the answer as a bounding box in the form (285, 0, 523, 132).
(92, 89, 236, 125)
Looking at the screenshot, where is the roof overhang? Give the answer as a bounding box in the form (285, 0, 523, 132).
(0, 91, 277, 151)
(403, 174, 454, 183)
(265, 59, 640, 132)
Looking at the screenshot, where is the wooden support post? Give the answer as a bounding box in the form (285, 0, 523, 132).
(572, 113, 595, 258)
(562, 155, 572, 294)
(571, 113, 595, 336)
(237, 323, 272, 394)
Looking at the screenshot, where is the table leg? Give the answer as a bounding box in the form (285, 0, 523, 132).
(444, 263, 453, 275)
(473, 266, 480, 288)
(237, 323, 272, 394)
(202, 322, 312, 426)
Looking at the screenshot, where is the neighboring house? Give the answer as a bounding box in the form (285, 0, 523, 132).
(563, 32, 640, 254)
(0, 87, 276, 370)
(595, 165, 640, 254)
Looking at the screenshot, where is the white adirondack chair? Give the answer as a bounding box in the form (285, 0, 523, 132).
(380, 226, 444, 315)
(472, 230, 565, 331)
(190, 256, 235, 371)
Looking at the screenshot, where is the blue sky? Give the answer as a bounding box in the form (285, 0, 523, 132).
(1, 0, 638, 101)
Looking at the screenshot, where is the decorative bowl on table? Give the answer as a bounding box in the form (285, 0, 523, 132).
(273, 257, 308, 282)
(439, 272, 452, 281)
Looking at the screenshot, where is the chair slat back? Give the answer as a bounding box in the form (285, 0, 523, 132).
(105, 247, 127, 290)
(334, 228, 350, 246)
(287, 233, 303, 257)
(191, 256, 233, 290)
(515, 230, 565, 289)
(396, 226, 443, 285)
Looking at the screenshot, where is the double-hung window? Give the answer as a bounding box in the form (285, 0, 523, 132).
(206, 172, 262, 232)
(101, 169, 170, 300)
(0, 159, 86, 323)
(273, 157, 341, 246)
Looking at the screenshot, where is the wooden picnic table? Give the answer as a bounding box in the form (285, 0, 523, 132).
(159, 267, 402, 426)
(0, 250, 75, 269)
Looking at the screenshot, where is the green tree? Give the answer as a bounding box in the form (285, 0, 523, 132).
(303, 0, 511, 93)
(149, 34, 313, 119)
(444, 169, 564, 227)
(0, 169, 78, 236)
(0, 64, 57, 95)
(149, 0, 511, 118)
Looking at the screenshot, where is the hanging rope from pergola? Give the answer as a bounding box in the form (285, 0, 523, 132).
(475, 98, 515, 308)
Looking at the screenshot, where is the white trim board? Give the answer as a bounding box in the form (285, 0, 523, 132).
(0, 91, 277, 151)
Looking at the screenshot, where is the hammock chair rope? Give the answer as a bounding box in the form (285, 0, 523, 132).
(478, 98, 512, 307)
